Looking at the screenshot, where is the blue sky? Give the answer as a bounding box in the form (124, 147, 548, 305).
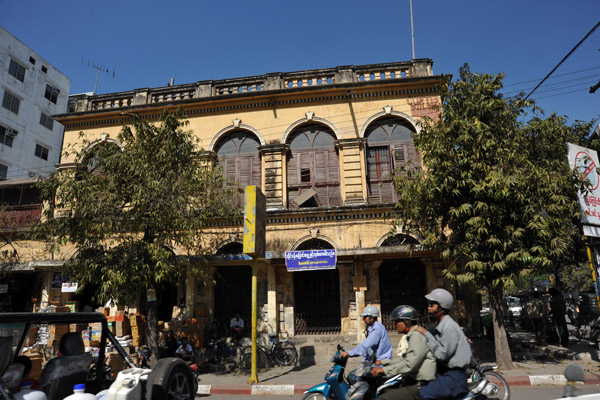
(1, 0, 599, 126)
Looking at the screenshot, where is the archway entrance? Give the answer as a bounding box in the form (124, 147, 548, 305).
(378, 259, 427, 330)
(213, 242, 252, 327)
(293, 239, 341, 334)
(214, 266, 251, 329)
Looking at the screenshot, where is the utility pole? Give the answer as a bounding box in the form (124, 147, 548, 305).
(410, 0, 416, 59)
(243, 186, 266, 384)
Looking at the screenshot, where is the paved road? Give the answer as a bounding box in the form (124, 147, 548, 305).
(199, 384, 600, 399)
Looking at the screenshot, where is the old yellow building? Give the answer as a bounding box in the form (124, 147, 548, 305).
(27, 59, 478, 337)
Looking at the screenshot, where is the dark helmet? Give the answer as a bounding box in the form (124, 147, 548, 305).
(390, 305, 418, 323)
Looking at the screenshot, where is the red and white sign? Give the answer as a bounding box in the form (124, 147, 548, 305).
(567, 143, 600, 237)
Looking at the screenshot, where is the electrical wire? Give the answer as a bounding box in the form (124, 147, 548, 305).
(502, 74, 600, 95)
(524, 20, 600, 100)
(503, 66, 600, 87)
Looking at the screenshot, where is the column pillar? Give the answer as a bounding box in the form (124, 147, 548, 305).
(39, 271, 53, 308)
(259, 144, 289, 210)
(267, 262, 278, 335)
(335, 138, 366, 205)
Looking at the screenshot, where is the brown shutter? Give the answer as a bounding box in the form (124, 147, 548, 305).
(237, 157, 250, 188)
(220, 156, 237, 187)
(287, 152, 299, 185)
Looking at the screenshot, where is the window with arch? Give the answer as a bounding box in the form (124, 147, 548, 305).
(364, 117, 418, 204)
(214, 130, 261, 189)
(287, 124, 340, 208)
(79, 141, 122, 177)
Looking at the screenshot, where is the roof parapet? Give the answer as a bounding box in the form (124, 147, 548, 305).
(67, 59, 434, 113)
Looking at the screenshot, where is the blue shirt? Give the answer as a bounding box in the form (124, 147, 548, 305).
(348, 320, 393, 361)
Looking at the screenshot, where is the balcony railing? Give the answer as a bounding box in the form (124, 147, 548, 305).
(68, 59, 435, 113)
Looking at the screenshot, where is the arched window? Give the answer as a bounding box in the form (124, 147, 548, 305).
(78, 141, 122, 177)
(214, 130, 261, 189)
(364, 117, 417, 204)
(287, 124, 340, 208)
(380, 234, 420, 247)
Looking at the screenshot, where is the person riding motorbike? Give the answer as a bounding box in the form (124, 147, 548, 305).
(340, 305, 393, 362)
(415, 288, 472, 400)
(370, 305, 436, 400)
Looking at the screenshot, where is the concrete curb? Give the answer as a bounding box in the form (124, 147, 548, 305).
(197, 374, 600, 395)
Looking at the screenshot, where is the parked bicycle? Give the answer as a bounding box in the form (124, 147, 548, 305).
(239, 336, 298, 369)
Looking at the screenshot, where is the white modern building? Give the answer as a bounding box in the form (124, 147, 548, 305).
(0, 26, 70, 180)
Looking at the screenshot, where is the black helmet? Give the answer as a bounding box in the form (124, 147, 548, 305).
(390, 305, 418, 322)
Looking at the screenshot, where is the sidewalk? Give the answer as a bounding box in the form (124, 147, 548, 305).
(196, 333, 600, 396)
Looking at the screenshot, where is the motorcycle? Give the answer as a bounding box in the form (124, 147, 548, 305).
(345, 348, 402, 399)
(302, 344, 350, 400)
(345, 349, 510, 400)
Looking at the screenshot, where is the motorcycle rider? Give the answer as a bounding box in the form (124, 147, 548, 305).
(340, 305, 393, 361)
(370, 305, 436, 400)
(414, 288, 472, 400)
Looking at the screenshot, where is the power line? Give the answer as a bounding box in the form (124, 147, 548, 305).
(534, 88, 591, 100)
(503, 66, 600, 87)
(503, 75, 600, 95)
(524, 20, 600, 100)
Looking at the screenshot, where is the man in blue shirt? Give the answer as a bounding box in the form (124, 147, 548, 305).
(341, 305, 393, 361)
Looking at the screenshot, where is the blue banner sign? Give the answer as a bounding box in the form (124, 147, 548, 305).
(285, 249, 337, 271)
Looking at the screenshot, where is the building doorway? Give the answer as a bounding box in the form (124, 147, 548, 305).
(293, 238, 341, 334)
(294, 268, 341, 334)
(213, 266, 252, 330)
(0, 272, 37, 312)
(378, 259, 427, 330)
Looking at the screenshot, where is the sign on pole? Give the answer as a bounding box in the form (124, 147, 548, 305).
(243, 186, 266, 258)
(567, 142, 600, 312)
(567, 143, 600, 236)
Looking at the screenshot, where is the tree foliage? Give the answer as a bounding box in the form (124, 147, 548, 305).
(32, 110, 238, 358)
(394, 65, 596, 367)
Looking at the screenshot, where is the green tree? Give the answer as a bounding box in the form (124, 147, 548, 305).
(32, 110, 238, 360)
(394, 65, 595, 368)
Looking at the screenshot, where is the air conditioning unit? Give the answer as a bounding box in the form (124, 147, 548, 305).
(5, 128, 17, 137)
(28, 171, 36, 177)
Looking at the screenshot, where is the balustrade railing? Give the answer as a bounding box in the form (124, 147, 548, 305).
(68, 59, 434, 113)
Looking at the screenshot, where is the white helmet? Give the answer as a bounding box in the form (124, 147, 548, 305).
(360, 305, 380, 318)
(425, 288, 454, 311)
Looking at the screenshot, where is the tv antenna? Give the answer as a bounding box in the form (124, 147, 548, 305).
(82, 59, 116, 95)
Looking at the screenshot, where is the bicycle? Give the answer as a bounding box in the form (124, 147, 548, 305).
(239, 337, 298, 370)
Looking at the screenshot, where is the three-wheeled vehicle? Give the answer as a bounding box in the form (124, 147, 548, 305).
(0, 312, 196, 400)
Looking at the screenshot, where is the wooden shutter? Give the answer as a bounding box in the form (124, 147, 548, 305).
(314, 151, 328, 183)
(287, 153, 299, 186)
(220, 156, 237, 187)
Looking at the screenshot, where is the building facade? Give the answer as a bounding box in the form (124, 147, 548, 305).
(0, 27, 70, 312)
(37, 60, 479, 337)
(0, 26, 70, 180)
